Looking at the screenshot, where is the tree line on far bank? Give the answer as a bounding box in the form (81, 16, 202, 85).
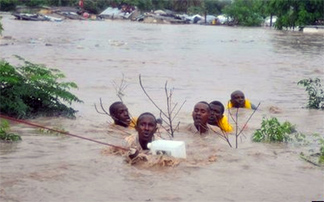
(0, 0, 323, 30)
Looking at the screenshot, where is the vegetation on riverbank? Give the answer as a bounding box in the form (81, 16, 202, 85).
(298, 78, 324, 110)
(223, 0, 324, 29)
(0, 120, 21, 142)
(0, 56, 83, 119)
(1, 0, 323, 29)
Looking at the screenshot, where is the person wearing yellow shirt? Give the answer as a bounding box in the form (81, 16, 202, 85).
(208, 101, 233, 132)
(109, 101, 137, 128)
(227, 90, 257, 110)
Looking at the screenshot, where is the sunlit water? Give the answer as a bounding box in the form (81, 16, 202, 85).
(1, 13, 324, 202)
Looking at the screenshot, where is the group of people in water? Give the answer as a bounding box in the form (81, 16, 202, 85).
(108, 90, 256, 159)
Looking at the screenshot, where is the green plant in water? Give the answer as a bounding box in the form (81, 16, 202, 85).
(297, 78, 324, 110)
(319, 138, 324, 164)
(252, 117, 295, 143)
(0, 16, 3, 35)
(0, 56, 83, 119)
(0, 120, 22, 142)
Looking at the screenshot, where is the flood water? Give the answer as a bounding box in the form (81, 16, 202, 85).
(1, 13, 324, 202)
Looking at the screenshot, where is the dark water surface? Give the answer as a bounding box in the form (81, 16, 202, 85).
(0, 13, 323, 202)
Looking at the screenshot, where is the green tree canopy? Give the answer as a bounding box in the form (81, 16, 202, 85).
(222, 0, 264, 26)
(265, 0, 324, 30)
(0, 57, 83, 119)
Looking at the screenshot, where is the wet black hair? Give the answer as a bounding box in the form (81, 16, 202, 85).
(209, 100, 225, 114)
(136, 112, 157, 126)
(196, 101, 211, 111)
(231, 90, 245, 99)
(109, 101, 124, 117)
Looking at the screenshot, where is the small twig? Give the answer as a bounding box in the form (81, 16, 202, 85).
(236, 102, 261, 137)
(235, 108, 239, 148)
(139, 75, 168, 118)
(139, 74, 185, 138)
(228, 101, 238, 125)
(112, 74, 128, 102)
(164, 81, 174, 137)
(94, 103, 106, 115)
(174, 122, 181, 132)
(170, 103, 178, 114)
(227, 102, 261, 148)
(172, 100, 186, 122)
(300, 155, 321, 167)
(94, 98, 111, 117)
(210, 127, 232, 147)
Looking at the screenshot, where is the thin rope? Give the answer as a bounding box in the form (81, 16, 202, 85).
(0, 114, 128, 151)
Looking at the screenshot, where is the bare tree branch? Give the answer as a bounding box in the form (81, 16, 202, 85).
(236, 102, 261, 138)
(139, 75, 168, 117)
(112, 73, 128, 102)
(139, 74, 186, 137)
(227, 102, 261, 148)
(210, 127, 233, 148)
(172, 100, 186, 122)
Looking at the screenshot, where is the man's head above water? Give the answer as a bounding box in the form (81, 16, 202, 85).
(135, 112, 157, 150)
(192, 101, 211, 133)
(109, 101, 131, 127)
(230, 90, 246, 108)
(208, 100, 225, 125)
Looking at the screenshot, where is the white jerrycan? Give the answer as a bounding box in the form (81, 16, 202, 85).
(147, 140, 186, 159)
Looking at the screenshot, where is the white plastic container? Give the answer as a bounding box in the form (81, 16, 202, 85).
(147, 140, 186, 159)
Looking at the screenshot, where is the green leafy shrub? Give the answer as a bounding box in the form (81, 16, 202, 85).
(319, 138, 324, 164)
(319, 146, 324, 164)
(0, 120, 21, 142)
(252, 117, 295, 143)
(0, 56, 83, 119)
(298, 78, 324, 110)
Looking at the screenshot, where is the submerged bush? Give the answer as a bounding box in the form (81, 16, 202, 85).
(319, 145, 324, 164)
(0, 56, 83, 119)
(252, 117, 295, 143)
(0, 120, 21, 142)
(0, 16, 3, 35)
(298, 78, 324, 110)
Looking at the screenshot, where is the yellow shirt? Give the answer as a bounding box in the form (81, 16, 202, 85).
(129, 117, 137, 128)
(218, 115, 233, 132)
(112, 117, 137, 129)
(227, 99, 252, 109)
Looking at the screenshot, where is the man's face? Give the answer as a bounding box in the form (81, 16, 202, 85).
(136, 115, 157, 142)
(208, 104, 223, 124)
(231, 92, 245, 108)
(114, 104, 131, 127)
(192, 103, 210, 126)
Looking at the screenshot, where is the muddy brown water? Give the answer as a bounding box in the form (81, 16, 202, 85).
(0, 13, 324, 202)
